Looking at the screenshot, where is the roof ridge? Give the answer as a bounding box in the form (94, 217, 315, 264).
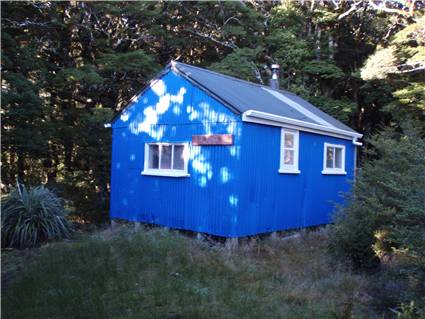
(172, 61, 357, 134)
(173, 60, 278, 91)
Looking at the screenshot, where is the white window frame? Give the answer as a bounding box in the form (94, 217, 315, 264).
(322, 142, 346, 175)
(279, 128, 300, 174)
(142, 142, 190, 177)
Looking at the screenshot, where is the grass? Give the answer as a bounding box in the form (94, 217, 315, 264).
(2, 226, 376, 319)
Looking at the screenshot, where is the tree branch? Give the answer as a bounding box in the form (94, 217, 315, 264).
(338, 1, 363, 20)
(184, 29, 238, 50)
(368, 0, 411, 16)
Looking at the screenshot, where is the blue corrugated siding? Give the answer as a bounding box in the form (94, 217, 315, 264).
(110, 70, 243, 237)
(110, 70, 356, 237)
(234, 122, 355, 236)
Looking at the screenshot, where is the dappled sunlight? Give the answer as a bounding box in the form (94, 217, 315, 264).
(190, 147, 213, 187)
(156, 95, 171, 113)
(118, 72, 240, 149)
(229, 194, 238, 207)
(172, 105, 182, 115)
(151, 79, 166, 96)
(112, 71, 243, 230)
(199, 102, 230, 123)
(229, 145, 240, 158)
(120, 110, 130, 122)
(171, 87, 186, 103)
(187, 105, 200, 121)
(127, 78, 187, 139)
(220, 166, 230, 184)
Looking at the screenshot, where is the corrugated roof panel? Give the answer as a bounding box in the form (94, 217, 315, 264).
(279, 90, 356, 133)
(173, 62, 320, 125)
(173, 61, 357, 134)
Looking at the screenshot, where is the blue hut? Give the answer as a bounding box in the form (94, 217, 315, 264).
(108, 61, 362, 238)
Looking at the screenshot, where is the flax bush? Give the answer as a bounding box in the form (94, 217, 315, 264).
(2, 183, 73, 248)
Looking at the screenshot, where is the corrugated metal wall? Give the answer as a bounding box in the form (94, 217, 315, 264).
(110, 70, 243, 236)
(110, 70, 356, 237)
(235, 123, 355, 236)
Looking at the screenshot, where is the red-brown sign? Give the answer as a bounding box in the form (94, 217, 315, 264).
(192, 134, 233, 146)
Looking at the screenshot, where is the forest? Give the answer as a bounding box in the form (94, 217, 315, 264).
(2, 1, 424, 221)
(1, 1, 425, 317)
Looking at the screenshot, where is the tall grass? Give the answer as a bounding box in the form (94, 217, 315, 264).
(1, 183, 73, 248)
(2, 227, 373, 319)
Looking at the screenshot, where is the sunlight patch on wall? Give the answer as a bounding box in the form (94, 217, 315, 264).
(220, 166, 230, 184)
(229, 195, 238, 207)
(191, 147, 213, 187)
(151, 79, 166, 96)
(170, 87, 186, 104)
(129, 83, 187, 138)
(172, 105, 181, 115)
(229, 145, 240, 158)
(156, 95, 171, 113)
(199, 176, 207, 187)
(226, 123, 235, 134)
(187, 105, 200, 121)
(120, 111, 130, 122)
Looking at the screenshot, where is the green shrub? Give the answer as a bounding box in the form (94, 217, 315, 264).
(329, 126, 425, 313)
(2, 183, 73, 248)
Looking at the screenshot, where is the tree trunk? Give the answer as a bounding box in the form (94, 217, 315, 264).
(329, 33, 335, 60)
(64, 142, 73, 172)
(315, 24, 321, 60)
(17, 152, 25, 182)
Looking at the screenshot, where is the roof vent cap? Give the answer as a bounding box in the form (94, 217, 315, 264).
(270, 64, 280, 90)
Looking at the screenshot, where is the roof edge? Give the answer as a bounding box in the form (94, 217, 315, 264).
(171, 61, 241, 114)
(109, 61, 242, 125)
(242, 110, 363, 142)
(109, 63, 174, 125)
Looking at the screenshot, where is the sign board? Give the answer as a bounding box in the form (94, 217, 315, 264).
(192, 134, 233, 146)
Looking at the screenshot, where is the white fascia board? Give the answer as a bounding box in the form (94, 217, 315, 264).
(242, 110, 363, 142)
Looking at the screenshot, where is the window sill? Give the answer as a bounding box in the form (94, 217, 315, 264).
(141, 170, 190, 178)
(278, 169, 301, 174)
(321, 170, 347, 175)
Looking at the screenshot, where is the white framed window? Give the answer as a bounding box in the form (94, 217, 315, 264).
(279, 129, 300, 174)
(142, 142, 190, 177)
(322, 143, 346, 175)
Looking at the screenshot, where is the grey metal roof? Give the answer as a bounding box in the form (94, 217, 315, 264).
(173, 61, 357, 134)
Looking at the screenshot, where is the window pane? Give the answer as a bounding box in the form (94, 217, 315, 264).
(326, 147, 334, 168)
(284, 133, 294, 148)
(160, 145, 172, 169)
(173, 145, 185, 170)
(148, 145, 159, 169)
(335, 147, 342, 168)
(284, 150, 294, 165)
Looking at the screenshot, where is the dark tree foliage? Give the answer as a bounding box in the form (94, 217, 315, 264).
(330, 125, 425, 316)
(1, 1, 424, 226)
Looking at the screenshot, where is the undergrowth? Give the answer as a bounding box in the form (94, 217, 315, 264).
(2, 227, 374, 319)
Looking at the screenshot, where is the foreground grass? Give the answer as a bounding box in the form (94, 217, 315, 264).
(2, 227, 374, 319)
